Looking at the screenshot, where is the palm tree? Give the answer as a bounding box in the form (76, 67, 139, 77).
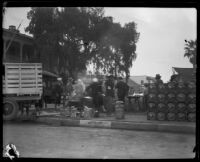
(184, 39, 196, 69)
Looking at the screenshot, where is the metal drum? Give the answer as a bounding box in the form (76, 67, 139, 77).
(157, 112, 166, 121)
(148, 84, 157, 93)
(148, 102, 156, 112)
(187, 103, 196, 113)
(177, 112, 186, 121)
(167, 82, 177, 93)
(188, 93, 196, 103)
(167, 112, 176, 121)
(83, 107, 93, 119)
(115, 101, 125, 119)
(177, 82, 187, 93)
(187, 113, 196, 122)
(157, 103, 167, 113)
(82, 96, 93, 108)
(167, 103, 176, 113)
(176, 93, 186, 102)
(158, 84, 166, 94)
(147, 111, 156, 120)
(167, 93, 176, 103)
(177, 103, 187, 113)
(157, 93, 166, 103)
(70, 107, 78, 119)
(148, 93, 157, 103)
(187, 82, 196, 93)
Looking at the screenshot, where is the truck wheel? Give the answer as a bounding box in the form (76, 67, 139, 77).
(3, 98, 19, 121)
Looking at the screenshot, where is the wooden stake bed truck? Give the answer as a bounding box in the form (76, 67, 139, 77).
(3, 63, 43, 120)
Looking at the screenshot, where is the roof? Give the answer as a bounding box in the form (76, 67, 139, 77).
(130, 75, 155, 85)
(123, 78, 140, 88)
(43, 70, 59, 78)
(3, 28, 33, 41)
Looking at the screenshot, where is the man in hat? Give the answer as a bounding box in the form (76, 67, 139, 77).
(88, 78, 103, 117)
(115, 77, 129, 103)
(155, 74, 163, 84)
(104, 75, 115, 116)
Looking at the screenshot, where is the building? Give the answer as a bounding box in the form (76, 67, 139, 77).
(3, 25, 59, 78)
(130, 75, 156, 85)
(172, 67, 196, 82)
(3, 25, 38, 63)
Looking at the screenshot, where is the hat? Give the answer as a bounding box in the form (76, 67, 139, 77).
(155, 74, 161, 79)
(92, 78, 98, 82)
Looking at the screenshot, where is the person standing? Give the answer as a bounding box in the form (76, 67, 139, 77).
(104, 75, 115, 116)
(155, 74, 163, 84)
(53, 80, 63, 109)
(88, 78, 103, 117)
(115, 77, 129, 103)
(66, 77, 74, 97)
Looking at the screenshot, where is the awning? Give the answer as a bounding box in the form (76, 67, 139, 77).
(42, 70, 59, 78)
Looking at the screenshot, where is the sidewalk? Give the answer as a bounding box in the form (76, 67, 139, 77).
(34, 106, 195, 134)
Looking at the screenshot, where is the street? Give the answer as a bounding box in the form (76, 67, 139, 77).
(3, 122, 195, 159)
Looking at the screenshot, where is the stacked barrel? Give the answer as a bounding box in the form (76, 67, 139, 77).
(147, 81, 196, 122)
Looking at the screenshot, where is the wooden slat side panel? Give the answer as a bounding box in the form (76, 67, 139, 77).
(3, 88, 43, 94)
(4, 63, 43, 95)
(4, 79, 42, 83)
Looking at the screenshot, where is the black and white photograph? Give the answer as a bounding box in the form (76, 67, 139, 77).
(2, 4, 197, 159)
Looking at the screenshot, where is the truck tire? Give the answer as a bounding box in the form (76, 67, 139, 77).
(3, 98, 19, 121)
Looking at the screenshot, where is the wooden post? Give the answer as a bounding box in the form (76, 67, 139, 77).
(3, 40, 6, 62)
(20, 42, 24, 63)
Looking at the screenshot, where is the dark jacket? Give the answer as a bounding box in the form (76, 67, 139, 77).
(105, 79, 115, 97)
(115, 81, 129, 97)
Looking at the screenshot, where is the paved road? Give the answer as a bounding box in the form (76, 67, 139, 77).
(3, 122, 195, 159)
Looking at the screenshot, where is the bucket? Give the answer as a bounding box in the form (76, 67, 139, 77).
(83, 107, 93, 119)
(115, 101, 125, 119)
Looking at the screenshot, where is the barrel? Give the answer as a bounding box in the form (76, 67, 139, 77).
(177, 112, 186, 121)
(70, 107, 78, 119)
(148, 93, 157, 103)
(176, 93, 186, 102)
(167, 103, 176, 113)
(167, 82, 177, 93)
(167, 93, 176, 103)
(177, 103, 187, 113)
(83, 107, 93, 119)
(115, 101, 125, 119)
(147, 111, 156, 120)
(158, 84, 167, 94)
(148, 84, 157, 93)
(187, 93, 196, 103)
(187, 82, 196, 93)
(157, 112, 166, 121)
(167, 112, 176, 121)
(177, 82, 187, 93)
(187, 103, 196, 113)
(157, 93, 166, 103)
(157, 103, 167, 113)
(187, 113, 196, 122)
(148, 102, 156, 112)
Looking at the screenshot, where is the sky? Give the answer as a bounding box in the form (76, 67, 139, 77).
(3, 7, 197, 82)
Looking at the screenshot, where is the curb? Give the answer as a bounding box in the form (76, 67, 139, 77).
(35, 117, 195, 134)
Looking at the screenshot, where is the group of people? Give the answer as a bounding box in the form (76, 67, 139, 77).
(85, 75, 129, 117)
(49, 75, 130, 117)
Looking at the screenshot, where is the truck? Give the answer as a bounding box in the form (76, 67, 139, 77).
(3, 63, 43, 120)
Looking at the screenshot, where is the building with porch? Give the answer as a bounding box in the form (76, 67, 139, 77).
(3, 25, 38, 63)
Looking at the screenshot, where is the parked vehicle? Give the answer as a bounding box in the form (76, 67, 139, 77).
(3, 63, 43, 120)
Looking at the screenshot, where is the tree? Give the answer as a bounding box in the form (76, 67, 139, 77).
(184, 39, 196, 68)
(25, 7, 140, 80)
(120, 22, 140, 83)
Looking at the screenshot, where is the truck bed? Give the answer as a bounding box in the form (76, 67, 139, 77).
(3, 63, 43, 96)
